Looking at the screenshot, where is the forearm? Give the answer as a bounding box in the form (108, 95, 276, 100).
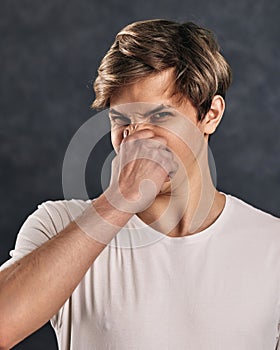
(0, 193, 132, 349)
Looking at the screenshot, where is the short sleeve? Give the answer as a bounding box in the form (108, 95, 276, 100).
(0, 198, 92, 328)
(0, 200, 61, 271)
(0, 199, 92, 271)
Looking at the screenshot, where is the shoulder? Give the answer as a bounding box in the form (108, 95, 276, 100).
(13, 197, 93, 243)
(225, 193, 280, 238)
(34, 198, 93, 234)
(0, 198, 93, 271)
(227, 193, 280, 223)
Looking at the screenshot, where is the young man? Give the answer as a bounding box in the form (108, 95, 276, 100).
(1, 19, 280, 350)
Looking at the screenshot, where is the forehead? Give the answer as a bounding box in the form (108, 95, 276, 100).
(109, 69, 175, 110)
(109, 102, 175, 117)
(108, 68, 199, 123)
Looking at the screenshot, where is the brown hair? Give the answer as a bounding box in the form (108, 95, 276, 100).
(91, 19, 232, 121)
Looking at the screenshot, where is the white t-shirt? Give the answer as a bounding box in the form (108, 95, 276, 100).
(1, 192, 280, 350)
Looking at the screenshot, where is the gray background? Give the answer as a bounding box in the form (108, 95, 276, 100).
(1, 0, 279, 348)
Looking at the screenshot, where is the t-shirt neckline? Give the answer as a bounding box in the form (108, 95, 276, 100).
(132, 191, 232, 244)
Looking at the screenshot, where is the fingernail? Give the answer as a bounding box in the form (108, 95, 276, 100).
(123, 130, 128, 138)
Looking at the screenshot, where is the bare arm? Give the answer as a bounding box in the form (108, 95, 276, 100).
(0, 129, 178, 349)
(0, 193, 132, 349)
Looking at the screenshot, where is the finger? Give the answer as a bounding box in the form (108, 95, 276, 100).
(120, 135, 168, 156)
(159, 158, 179, 178)
(168, 161, 179, 178)
(121, 128, 155, 143)
(138, 136, 168, 150)
(148, 136, 168, 147)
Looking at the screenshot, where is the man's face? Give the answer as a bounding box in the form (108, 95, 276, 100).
(109, 69, 208, 192)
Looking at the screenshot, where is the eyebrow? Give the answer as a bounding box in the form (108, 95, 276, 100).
(109, 104, 174, 117)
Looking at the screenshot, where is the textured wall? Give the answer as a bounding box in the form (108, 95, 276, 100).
(1, 0, 279, 348)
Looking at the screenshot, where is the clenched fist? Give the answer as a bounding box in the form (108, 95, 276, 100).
(104, 129, 178, 213)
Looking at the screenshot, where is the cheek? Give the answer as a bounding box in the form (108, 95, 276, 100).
(167, 135, 196, 167)
(160, 121, 205, 165)
(110, 129, 123, 152)
(156, 130, 187, 164)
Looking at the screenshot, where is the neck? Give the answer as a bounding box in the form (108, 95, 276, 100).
(136, 146, 226, 237)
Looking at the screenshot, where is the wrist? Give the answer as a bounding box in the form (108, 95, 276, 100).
(93, 191, 134, 225)
(73, 192, 133, 245)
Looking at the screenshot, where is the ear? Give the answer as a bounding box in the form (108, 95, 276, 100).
(200, 95, 225, 135)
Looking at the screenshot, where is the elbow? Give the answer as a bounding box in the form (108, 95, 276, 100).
(0, 326, 15, 350)
(0, 341, 10, 350)
(0, 337, 10, 350)
(0, 339, 13, 350)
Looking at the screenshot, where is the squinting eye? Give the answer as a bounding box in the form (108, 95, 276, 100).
(150, 112, 172, 122)
(110, 115, 131, 126)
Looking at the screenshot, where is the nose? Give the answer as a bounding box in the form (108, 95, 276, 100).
(123, 121, 151, 138)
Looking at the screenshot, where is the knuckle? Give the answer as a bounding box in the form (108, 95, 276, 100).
(152, 136, 167, 144)
(133, 129, 155, 139)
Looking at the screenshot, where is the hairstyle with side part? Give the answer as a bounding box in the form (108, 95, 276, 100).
(91, 19, 232, 121)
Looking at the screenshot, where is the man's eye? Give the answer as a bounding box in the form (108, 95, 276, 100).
(110, 116, 131, 126)
(150, 112, 172, 122)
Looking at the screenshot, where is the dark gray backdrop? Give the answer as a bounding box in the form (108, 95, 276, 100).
(1, 0, 279, 348)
